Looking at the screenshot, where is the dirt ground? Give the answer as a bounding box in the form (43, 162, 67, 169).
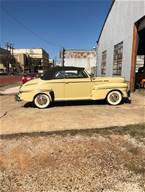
(0, 90, 145, 135)
(0, 124, 145, 192)
(0, 90, 145, 191)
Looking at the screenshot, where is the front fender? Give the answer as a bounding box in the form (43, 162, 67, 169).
(91, 83, 128, 100)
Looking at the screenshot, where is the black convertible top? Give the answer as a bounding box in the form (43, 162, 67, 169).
(41, 66, 85, 80)
(49, 66, 84, 71)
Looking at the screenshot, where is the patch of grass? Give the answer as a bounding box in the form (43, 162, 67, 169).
(110, 123, 145, 138)
(0, 123, 145, 140)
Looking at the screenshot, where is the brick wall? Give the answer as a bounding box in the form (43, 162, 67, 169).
(0, 76, 22, 86)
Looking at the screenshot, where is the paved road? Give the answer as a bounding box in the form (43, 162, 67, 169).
(0, 86, 19, 95)
(0, 91, 145, 135)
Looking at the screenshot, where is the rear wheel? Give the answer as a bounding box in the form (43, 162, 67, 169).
(34, 93, 50, 109)
(106, 91, 122, 105)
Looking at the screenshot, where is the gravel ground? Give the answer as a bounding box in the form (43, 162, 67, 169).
(0, 124, 145, 192)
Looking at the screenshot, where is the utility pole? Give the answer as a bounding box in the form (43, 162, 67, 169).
(6, 42, 14, 74)
(5, 42, 10, 73)
(54, 56, 57, 66)
(61, 48, 65, 67)
(10, 43, 14, 74)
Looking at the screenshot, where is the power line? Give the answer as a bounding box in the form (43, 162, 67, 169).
(1, 7, 63, 49)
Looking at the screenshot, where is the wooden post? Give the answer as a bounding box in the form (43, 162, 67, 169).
(130, 24, 138, 92)
(61, 48, 65, 67)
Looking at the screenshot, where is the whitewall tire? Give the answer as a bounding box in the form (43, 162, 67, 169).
(34, 93, 51, 109)
(106, 91, 122, 106)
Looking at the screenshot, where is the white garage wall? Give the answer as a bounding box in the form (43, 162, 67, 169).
(97, 0, 145, 81)
(63, 50, 96, 73)
(64, 57, 96, 73)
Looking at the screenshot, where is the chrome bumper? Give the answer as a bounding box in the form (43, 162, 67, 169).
(126, 90, 131, 103)
(15, 93, 21, 102)
(127, 90, 131, 97)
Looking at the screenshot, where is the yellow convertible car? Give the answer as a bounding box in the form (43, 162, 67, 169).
(16, 66, 130, 109)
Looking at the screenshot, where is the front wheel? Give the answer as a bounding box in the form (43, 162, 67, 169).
(34, 93, 51, 109)
(106, 91, 122, 105)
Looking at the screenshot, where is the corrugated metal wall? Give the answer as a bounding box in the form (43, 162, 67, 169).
(97, 0, 145, 80)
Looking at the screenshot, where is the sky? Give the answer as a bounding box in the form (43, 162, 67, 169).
(0, 0, 112, 59)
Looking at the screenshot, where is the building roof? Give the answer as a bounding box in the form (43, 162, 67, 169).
(97, 0, 115, 44)
(14, 48, 43, 50)
(64, 49, 96, 52)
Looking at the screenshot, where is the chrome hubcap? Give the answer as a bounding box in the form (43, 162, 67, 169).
(36, 95, 47, 106)
(110, 93, 119, 103)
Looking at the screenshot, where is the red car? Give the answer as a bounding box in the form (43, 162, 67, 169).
(21, 73, 36, 84)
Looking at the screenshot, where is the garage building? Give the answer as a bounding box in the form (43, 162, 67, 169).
(96, 0, 145, 91)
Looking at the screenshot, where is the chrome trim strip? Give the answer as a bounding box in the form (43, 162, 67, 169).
(20, 89, 52, 93)
(44, 80, 91, 84)
(96, 86, 127, 90)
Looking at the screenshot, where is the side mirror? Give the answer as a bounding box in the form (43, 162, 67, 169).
(90, 73, 94, 78)
(90, 73, 96, 80)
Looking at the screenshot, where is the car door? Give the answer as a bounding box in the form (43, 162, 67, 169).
(64, 69, 91, 100)
(43, 71, 65, 100)
(44, 70, 65, 100)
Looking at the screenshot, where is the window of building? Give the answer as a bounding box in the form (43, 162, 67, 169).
(101, 50, 107, 75)
(113, 42, 123, 75)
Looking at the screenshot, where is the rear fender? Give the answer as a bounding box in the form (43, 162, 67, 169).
(33, 90, 53, 102)
(20, 89, 53, 102)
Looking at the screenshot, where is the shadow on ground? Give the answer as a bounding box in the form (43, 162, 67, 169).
(23, 98, 131, 109)
(24, 99, 106, 108)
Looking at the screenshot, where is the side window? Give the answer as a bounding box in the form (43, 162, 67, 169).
(78, 70, 88, 78)
(64, 70, 88, 79)
(55, 71, 65, 79)
(64, 70, 78, 78)
(54, 69, 89, 79)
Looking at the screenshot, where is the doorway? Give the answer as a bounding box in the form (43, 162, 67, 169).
(130, 16, 145, 91)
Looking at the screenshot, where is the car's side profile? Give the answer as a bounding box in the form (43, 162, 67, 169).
(16, 66, 130, 108)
